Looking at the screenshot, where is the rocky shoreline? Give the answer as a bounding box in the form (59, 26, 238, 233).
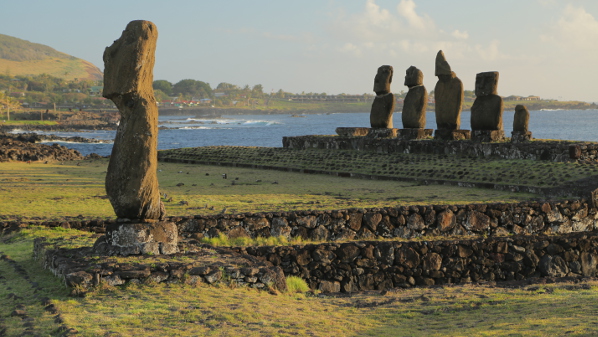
(0, 132, 105, 162)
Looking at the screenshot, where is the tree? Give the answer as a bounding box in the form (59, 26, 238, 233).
(153, 80, 173, 95)
(216, 82, 238, 90)
(252, 84, 264, 98)
(172, 79, 212, 99)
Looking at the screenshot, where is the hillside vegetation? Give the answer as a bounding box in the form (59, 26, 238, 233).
(0, 34, 102, 81)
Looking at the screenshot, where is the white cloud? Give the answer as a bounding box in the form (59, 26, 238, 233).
(475, 40, 504, 61)
(540, 4, 598, 51)
(396, 0, 435, 33)
(451, 29, 469, 40)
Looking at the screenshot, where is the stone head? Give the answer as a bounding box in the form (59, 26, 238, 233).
(435, 50, 452, 77)
(373, 65, 393, 95)
(404, 66, 423, 88)
(475, 71, 499, 96)
(103, 20, 158, 98)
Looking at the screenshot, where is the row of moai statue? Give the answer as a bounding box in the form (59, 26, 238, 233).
(364, 50, 531, 142)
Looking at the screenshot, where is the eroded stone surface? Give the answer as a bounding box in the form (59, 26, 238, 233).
(434, 50, 464, 130)
(103, 20, 164, 221)
(402, 66, 428, 129)
(471, 72, 504, 140)
(370, 65, 395, 128)
(513, 105, 530, 132)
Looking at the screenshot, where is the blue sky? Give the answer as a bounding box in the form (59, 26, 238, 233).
(1, 0, 598, 102)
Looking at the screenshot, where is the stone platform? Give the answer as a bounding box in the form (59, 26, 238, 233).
(399, 128, 433, 140)
(512, 131, 533, 143)
(471, 130, 505, 142)
(434, 129, 471, 140)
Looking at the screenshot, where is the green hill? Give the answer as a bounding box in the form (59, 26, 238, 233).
(0, 34, 102, 81)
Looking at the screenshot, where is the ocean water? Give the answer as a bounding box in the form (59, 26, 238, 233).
(18, 109, 598, 156)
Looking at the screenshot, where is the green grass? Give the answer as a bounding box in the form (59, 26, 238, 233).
(2, 227, 598, 336)
(1, 120, 58, 125)
(0, 158, 537, 221)
(160, 146, 598, 188)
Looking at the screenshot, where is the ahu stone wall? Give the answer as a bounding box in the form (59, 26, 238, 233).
(236, 232, 598, 292)
(282, 136, 598, 162)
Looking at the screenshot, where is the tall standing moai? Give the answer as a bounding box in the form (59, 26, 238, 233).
(400, 66, 432, 140)
(433, 50, 470, 140)
(470, 71, 505, 142)
(95, 20, 178, 256)
(368, 65, 398, 138)
(511, 104, 532, 142)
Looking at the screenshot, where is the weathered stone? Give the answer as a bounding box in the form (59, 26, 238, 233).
(423, 253, 442, 271)
(310, 225, 330, 241)
(407, 213, 425, 231)
(366, 127, 398, 138)
(319, 280, 341, 293)
(370, 65, 395, 128)
(395, 247, 420, 268)
(434, 129, 471, 140)
(335, 127, 369, 137)
(337, 244, 360, 263)
(539, 255, 569, 277)
(437, 211, 456, 231)
(204, 270, 223, 284)
(471, 71, 504, 132)
(271, 217, 291, 238)
(581, 252, 598, 276)
(434, 50, 464, 131)
(402, 66, 428, 129)
(103, 20, 164, 221)
(103, 221, 178, 255)
(513, 105, 530, 132)
(465, 211, 491, 232)
(259, 267, 287, 291)
(471, 130, 505, 142)
(398, 128, 433, 140)
(65, 271, 93, 287)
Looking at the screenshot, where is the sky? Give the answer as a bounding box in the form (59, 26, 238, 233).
(1, 0, 598, 102)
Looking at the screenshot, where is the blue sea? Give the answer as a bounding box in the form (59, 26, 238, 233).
(14, 109, 598, 157)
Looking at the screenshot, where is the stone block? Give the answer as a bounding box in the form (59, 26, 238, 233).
(434, 129, 471, 140)
(366, 128, 398, 138)
(511, 131, 532, 143)
(471, 130, 505, 142)
(399, 128, 433, 140)
(335, 127, 370, 137)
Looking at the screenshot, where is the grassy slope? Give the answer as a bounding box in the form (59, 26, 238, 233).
(0, 33, 102, 81)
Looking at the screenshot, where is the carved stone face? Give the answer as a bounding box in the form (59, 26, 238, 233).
(103, 20, 157, 98)
(373, 65, 393, 95)
(475, 71, 499, 96)
(404, 66, 423, 88)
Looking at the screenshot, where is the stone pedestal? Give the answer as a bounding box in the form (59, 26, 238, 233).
(94, 221, 179, 256)
(434, 129, 471, 140)
(335, 127, 370, 137)
(511, 131, 532, 143)
(471, 130, 505, 142)
(366, 128, 398, 138)
(399, 128, 433, 140)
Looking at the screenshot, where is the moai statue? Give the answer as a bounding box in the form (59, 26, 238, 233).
(399, 66, 432, 140)
(511, 104, 532, 142)
(402, 66, 427, 128)
(433, 50, 469, 140)
(470, 71, 504, 142)
(369, 65, 396, 137)
(97, 20, 178, 256)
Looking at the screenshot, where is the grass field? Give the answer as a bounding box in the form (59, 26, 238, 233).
(1, 150, 598, 335)
(2, 227, 598, 336)
(160, 146, 598, 189)
(0, 158, 538, 221)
